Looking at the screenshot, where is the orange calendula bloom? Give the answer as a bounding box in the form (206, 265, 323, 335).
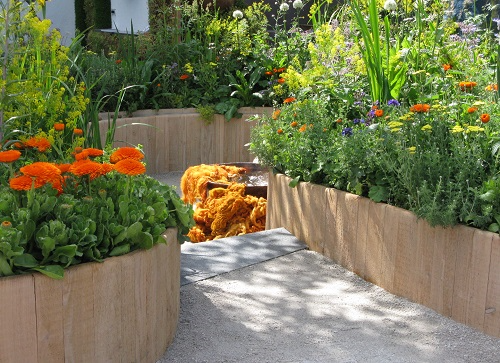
(0, 150, 21, 163)
(114, 159, 146, 176)
(291, 121, 298, 127)
(115, 59, 122, 64)
(56, 163, 72, 173)
(20, 162, 62, 187)
(54, 123, 65, 131)
(480, 113, 490, 123)
(1, 221, 12, 228)
(101, 163, 114, 174)
(410, 104, 431, 113)
(13, 142, 24, 149)
(277, 78, 285, 84)
(299, 124, 307, 132)
(110, 147, 144, 164)
(467, 107, 478, 114)
(277, 128, 284, 134)
(73, 128, 84, 136)
(272, 110, 281, 120)
(74, 150, 89, 161)
(374, 109, 384, 117)
(69, 159, 105, 180)
(283, 97, 296, 104)
(24, 136, 51, 152)
(9, 175, 33, 191)
(180, 74, 189, 80)
(443, 64, 451, 71)
(485, 84, 499, 91)
(82, 148, 104, 158)
(459, 81, 477, 90)
(264, 71, 273, 76)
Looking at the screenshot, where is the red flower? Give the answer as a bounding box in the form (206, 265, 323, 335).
(180, 74, 190, 80)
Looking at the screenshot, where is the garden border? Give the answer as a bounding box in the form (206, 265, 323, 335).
(0, 228, 180, 363)
(266, 172, 500, 339)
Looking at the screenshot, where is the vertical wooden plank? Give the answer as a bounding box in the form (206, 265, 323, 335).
(166, 115, 187, 171)
(451, 225, 475, 324)
(296, 181, 326, 254)
(185, 115, 203, 167)
(466, 229, 493, 331)
(34, 275, 64, 363)
(165, 231, 181, 347)
(339, 192, 359, 271)
(364, 201, 387, 286)
(200, 120, 217, 165)
(215, 115, 225, 165)
(392, 208, 419, 301)
(145, 246, 157, 363)
(484, 233, 500, 338)
(380, 205, 400, 293)
(267, 174, 302, 236)
(120, 252, 138, 363)
(152, 116, 166, 174)
(353, 196, 370, 279)
(0, 275, 37, 363)
(414, 220, 436, 307)
(154, 243, 169, 358)
(324, 187, 340, 263)
(63, 263, 95, 362)
(134, 249, 149, 363)
(93, 257, 122, 363)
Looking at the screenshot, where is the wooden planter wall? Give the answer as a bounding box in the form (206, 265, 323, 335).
(99, 108, 272, 174)
(0, 228, 181, 363)
(266, 173, 500, 339)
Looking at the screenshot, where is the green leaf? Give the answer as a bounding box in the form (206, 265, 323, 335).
(126, 221, 143, 239)
(32, 265, 64, 279)
(13, 254, 38, 268)
(134, 231, 153, 249)
(109, 244, 130, 256)
(369, 185, 388, 203)
(289, 176, 300, 188)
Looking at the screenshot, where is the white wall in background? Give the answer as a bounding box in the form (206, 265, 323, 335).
(110, 0, 149, 33)
(45, 0, 76, 45)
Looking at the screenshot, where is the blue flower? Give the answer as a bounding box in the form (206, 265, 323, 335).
(387, 99, 400, 106)
(353, 118, 365, 125)
(342, 127, 353, 136)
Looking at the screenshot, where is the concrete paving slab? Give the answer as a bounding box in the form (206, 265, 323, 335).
(181, 227, 307, 285)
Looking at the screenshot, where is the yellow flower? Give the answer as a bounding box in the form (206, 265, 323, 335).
(421, 124, 432, 131)
(451, 125, 464, 133)
(408, 146, 416, 154)
(466, 125, 484, 133)
(184, 63, 193, 73)
(388, 121, 403, 128)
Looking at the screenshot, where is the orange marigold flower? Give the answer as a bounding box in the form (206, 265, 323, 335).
(264, 71, 273, 76)
(73, 128, 84, 136)
(115, 59, 122, 64)
(0, 150, 21, 163)
(114, 159, 146, 176)
(74, 150, 89, 161)
(291, 121, 298, 127)
(9, 175, 33, 191)
(272, 110, 281, 120)
(283, 97, 296, 104)
(443, 64, 451, 71)
(110, 147, 144, 164)
(374, 109, 384, 117)
(459, 81, 477, 90)
(299, 124, 307, 132)
(410, 104, 431, 113)
(180, 74, 189, 80)
(20, 162, 61, 183)
(69, 159, 105, 180)
(54, 123, 65, 131)
(276, 67, 286, 73)
(82, 148, 104, 158)
(480, 113, 490, 123)
(74, 147, 83, 154)
(157, 83, 161, 87)
(336, 118, 342, 123)
(24, 136, 51, 152)
(277, 78, 285, 84)
(13, 142, 24, 149)
(485, 84, 499, 91)
(56, 163, 72, 173)
(467, 107, 478, 114)
(101, 163, 114, 174)
(277, 128, 284, 134)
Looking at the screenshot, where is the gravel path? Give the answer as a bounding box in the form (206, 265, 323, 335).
(158, 249, 500, 363)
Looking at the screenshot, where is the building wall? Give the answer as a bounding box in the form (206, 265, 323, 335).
(110, 0, 149, 33)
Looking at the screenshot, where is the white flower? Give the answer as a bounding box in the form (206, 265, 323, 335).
(383, 0, 397, 11)
(292, 0, 303, 9)
(232, 10, 243, 19)
(279, 3, 289, 12)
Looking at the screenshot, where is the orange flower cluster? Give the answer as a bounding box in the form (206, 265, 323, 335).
(374, 109, 384, 117)
(180, 74, 189, 80)
(10, 162, 63, 192)
(74, 148, 104, 161)
(443, 64, 452, 71)
(410, 104, 431, 113)
(187, 183, 266, 242)
(69, 159, 113, 180)
(24, 136, 51, 152)
(467, 106, 478, 114)
(109, 147, 144, 164)
(114, 159, 146, 176)
(459, 81, 477, 91)
(54, 123, 65, 131)
(283, 97, 296, 104)
(0, 150, 21, 163)
(485, 84, 498, 91)
(272, 109, 281, 120)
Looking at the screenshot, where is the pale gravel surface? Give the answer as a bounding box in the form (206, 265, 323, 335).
(158, 249, 500, 363)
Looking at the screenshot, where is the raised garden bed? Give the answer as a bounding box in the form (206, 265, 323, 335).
(0, 228, 180, 363)
(266, 173, 500, 339)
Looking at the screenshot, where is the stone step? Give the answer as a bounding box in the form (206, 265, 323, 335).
(181, 227, 306, 285)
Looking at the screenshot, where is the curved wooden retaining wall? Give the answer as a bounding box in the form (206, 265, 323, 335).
(266, 173, 500, 339)
(99, 107, 272, 174)
(0, 228, 181, 363)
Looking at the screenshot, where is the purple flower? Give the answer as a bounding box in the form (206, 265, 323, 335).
(353, 118, 365, 125)
(342, 127, 353, 136)
(387, 99, 400, 106)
